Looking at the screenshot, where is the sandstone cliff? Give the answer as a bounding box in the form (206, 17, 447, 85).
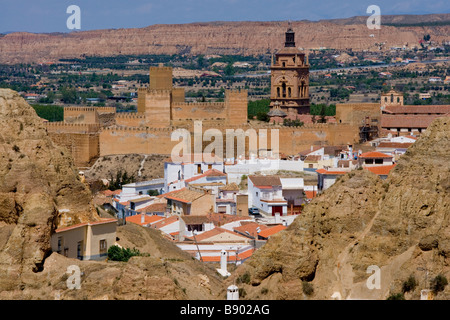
(0, 15, 449, 64)
(229, 117, 450, 300)
(0, 89, 224, 299)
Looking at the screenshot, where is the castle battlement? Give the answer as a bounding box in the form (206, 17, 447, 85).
(102, 126, 171, 133)
(95, 106, 116, 113)
(172, 102, 225, 107)
(64, 107, 97, 112)
(45, 121, 100, 133)
(115, 113, 145, 119)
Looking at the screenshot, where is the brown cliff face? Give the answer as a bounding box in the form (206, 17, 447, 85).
(0, 16, 449, 64)
(230, 117, 450, 300)
(0, 89, 98, 288)
(0, 90, 224, 299)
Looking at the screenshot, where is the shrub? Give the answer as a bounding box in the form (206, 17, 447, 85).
(237, 272, 251, 285)
(107, 245, 141, 262)
(302, 281, 314, 296)
(387, 293, 405, 300)
(431, 274, 448, 294)
(402, 275, 418, 293)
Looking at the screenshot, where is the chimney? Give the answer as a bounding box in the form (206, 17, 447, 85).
(220, 250, 228, 273)
(141, 213, 145, 224)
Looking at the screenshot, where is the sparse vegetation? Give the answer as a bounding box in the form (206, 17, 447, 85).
(431, 274, 448, 294)
(402, 275, 418, 293)
(237, 271, 251, 285)
(386, 293, 405, 300)
(107, 245, 143, 262)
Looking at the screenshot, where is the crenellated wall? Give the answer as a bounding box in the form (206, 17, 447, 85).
(98, 122, 360, 159)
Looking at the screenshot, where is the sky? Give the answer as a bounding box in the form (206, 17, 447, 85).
(0, 0, 449, 33)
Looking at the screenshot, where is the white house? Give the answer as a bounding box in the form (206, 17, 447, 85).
(215, 183, 240, 215)
(248, 175, 287, 216)
(164, 154, 225, 192)
(316, 168, 349, 190)
(225, 155, 304, 184)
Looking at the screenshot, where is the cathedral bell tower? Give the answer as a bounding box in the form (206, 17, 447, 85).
(269, 26, 310, 116)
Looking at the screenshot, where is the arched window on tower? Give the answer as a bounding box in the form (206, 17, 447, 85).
(288, 87, 291, 98)
(277, 87, 280, 97)
(282, 83, 286, 98)
(391, 94, 394, 103)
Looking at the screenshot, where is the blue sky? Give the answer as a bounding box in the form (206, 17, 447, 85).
(1, 0, 449, 33)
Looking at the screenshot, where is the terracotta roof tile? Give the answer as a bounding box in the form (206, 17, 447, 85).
(126, 214, 163, 226)
(365, 164, 397, 176)
(164, 187, 207, 203)
(359, 151, 393, 158)
(248, 175, 281, 187)
(258, 225, 287, 238)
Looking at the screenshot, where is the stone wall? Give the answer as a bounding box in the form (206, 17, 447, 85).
(99, 122, 360, 159)
(47, 131, 99, 167)
(63, 107, 99, 124)
(335, 103, 381, 126)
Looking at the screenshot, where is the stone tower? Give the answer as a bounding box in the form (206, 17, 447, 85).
(269, 26, 310, 115)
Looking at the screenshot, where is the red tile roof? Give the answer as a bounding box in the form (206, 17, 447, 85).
(126, 214, 163, 226)
(258, 225, 287, 238)
(304, 190, 317, 199)
(164, 187, 207, 203)
(137, 203, 167, 213)
(185, 169, 227, 183)
(248, 175, 282, 187)
(152, 215, 179, 229)
(200, 248, 255, 262)
(381, 114, 445, 129)
(233, 222, 268, 238)
(359, 151, 393, 158)
(187, 227, 248, 242)
(383, 105, 450, 115)
(365, 164, 397, 176)
(316, 168, 348, 175)
(55, 218, 117, 233)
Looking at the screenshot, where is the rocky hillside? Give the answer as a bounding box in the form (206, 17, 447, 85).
(85, 153, 167, 183)
(0, 89, 224, 299)
(0, 14, 449, 64)
(228, 116, 450, 300)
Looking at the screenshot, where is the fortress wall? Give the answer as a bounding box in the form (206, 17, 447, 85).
(149, 67, 173, 90)
(98, 122, 360, 159)
(336, 103, 381, 126)
(172, 88, 186, 103)
(63, 107, 99, 124)
(172, 102, 228, 120)
(145, 89, 172, 128)
(95, 106, 116, 114)
(115, 113, 146, 127)
(45, 122, 100, 134)
(99, 127, 174, 156)
(226, 89, 248, 125)
(137, 88, 147, 113)
(48, 132, 99, 167)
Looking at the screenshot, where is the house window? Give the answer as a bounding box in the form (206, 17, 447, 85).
(208, 164, 212, 170)
(77, 241, 83, 260)
(64, 248, 69, 257)
(218, 206, 227, 213)
(309, 164, 314, 168)
(364, 159, 374, 164)
(256, 192, 259, 197)
(99, 239, 107, 255)
(375, 159, 383, 164)
(57, 237, 62, 253)
(197, 164, 202, 174)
